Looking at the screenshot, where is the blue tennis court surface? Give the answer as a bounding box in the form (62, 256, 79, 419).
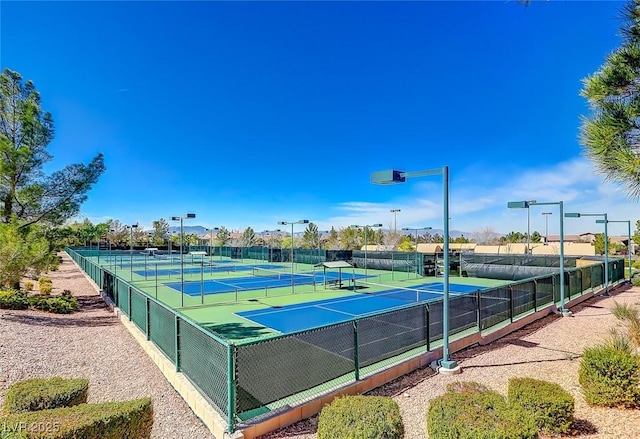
(237, 282, 486, 333)
(133, 263, 283, 278)
(164, 271, 370, 296)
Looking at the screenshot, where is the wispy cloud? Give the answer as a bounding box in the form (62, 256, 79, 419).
(326, 158, 637, 235)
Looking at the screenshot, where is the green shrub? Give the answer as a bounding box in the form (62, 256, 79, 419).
(427, 382, 537, 439)
(3, 378, 89, 414)
(508, 377, 574, 435)
(0, 431, 27, 439)
(23, 282, 34, 292)
(632, 273, 640, 287)
(612, 301, 639, 321)
(38, 284, 52, 295)
(0, 398, 153, 439)
(579, 341, 640, 407)
(0, 290, 29, 310)
(37, 277, 52, 285)
(28, 294, 78, 314)
(317, 395, 403, 439)
(445, 381, 490, 394)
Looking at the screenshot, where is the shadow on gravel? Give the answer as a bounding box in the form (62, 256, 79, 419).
(77, 295, 110, 311)
(569, 418, 598, 436)
(54, 273, 86, 281)
(0, 312, 116, 328)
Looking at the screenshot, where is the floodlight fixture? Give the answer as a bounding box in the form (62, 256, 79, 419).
(402, 227, 433, 277)
(508, 199, 567, 313)
(565, 212, 609, 295)
(172, 213, 196, 306)
(370, 165, 458, 374)
(277, 219, 311, 292)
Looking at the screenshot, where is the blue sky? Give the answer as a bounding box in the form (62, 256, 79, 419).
(1, 0, 636, 237)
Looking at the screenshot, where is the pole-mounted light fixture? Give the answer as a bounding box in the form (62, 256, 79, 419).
(372, 166, 459, 374)
(277, 220, 309, 293)
(172, 213, 196, 306)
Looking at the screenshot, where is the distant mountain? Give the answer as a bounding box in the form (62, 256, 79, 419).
(416, 229, 468, 238)
(168, 225, 208, 234)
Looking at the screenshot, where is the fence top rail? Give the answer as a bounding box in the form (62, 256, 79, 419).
(65, 248, 230, 347)
(506, 259, 623, 286)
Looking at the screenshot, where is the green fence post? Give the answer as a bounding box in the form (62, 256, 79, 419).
(175, 315, 181, 372)
(425, 304, 431, 351)
(476, 290, 482, 332)
(509, 286, 514, 323)
(354, 320, 360, 381)
(227, 344, 236, 433)
(146, 297, 150, 341)
(128, 287, 132, 321)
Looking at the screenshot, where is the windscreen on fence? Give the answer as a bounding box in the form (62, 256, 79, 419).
(352, 251, 424, 273)
(462, 254, 579, 267)
(235, 322, 356, 414)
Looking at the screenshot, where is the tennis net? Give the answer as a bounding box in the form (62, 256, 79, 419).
(353, 279, 463, 304)
(251, 267, 317, 285)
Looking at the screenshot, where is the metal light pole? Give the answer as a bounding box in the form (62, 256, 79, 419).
(509, 200, 566, 313)
(207, 227, 219, 265)
(542, 212, 552, 245)
(127, 224, 138, 280)
(597, 219, 631, 282)
(264, 229, 282, 263)
(351, 224, 383, 278)
(525, 200, 537, 254)
(601, 220, 633, 282)
(277, 220, 309, 293)
(390, 209, 401, 235)
(172, 213, 196, 306)
(371, 166, 458, 374)
(566, 212, 609, 295)
(402, 227, 432, 277)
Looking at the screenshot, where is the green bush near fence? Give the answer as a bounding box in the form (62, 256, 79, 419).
(507, 377, 574, 435)
(0, 398, 153, 439)
(0, 288, 78, 314)
(427, 381, 537, 439)
(28, 292, 78, 314)
(579, 339, 640, 407)
(317, 395, 404, 439)
(3, 378, 88, 414)
(0, 290, 29, 310)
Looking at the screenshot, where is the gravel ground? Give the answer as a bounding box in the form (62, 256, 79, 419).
(2, 253, 639, 439)
(0, 252, 213, 439)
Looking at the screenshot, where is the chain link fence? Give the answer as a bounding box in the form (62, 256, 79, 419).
(67, 248, 625, 433)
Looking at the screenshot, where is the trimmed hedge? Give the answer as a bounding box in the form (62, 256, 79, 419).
(0, 398, 153, 439)
(3, 378, 88, 414)
(317, 395, 404, 439)
(0, 290, 29, 310)
(0, 290, 78, 314)
(427, 381, 537, 439)
(28, 294, 78, 314)
(508, 377, 574, 435)
(579, 342, 640, 407)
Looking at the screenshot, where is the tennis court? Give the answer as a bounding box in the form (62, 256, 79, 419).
(164, 269, 370, 297)
(133, 263, 283, 278)
(237, 282, 486, 333)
